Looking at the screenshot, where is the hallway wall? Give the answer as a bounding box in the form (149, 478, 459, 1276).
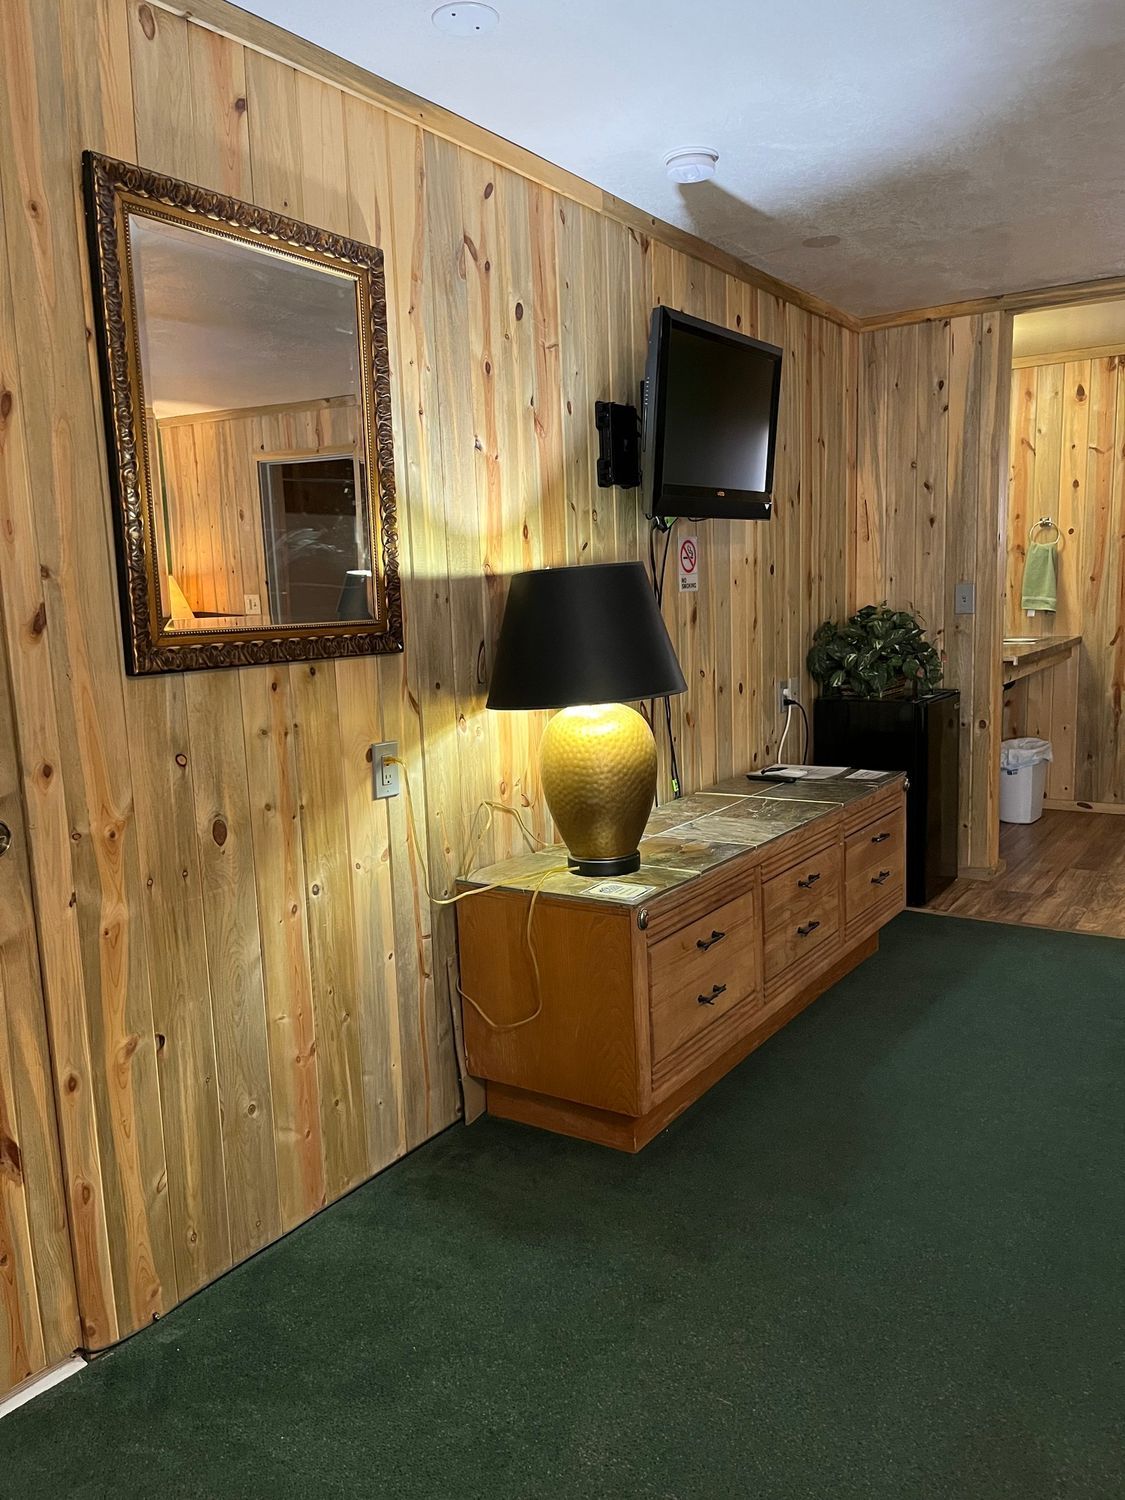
(850, 314, 1013, 873)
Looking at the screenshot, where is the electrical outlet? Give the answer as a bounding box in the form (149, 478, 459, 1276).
(777, 677, 799, 715)
(954, 581, 976, 616)
(371, 741, 400, 801)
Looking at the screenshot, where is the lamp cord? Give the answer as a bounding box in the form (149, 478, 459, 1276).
(776, 703, 795, 765)
(386, 756, 564, 1032)
(648, 516, 682, 798)
(794, 699, 811, 763)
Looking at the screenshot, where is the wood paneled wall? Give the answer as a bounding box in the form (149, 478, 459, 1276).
(851, 314, 1013, 873)
(158, 396, 359, 621)
(0, 627, 80, 1396)
(1004, 353, 1125, 806)
(0, 0, 857, 1365)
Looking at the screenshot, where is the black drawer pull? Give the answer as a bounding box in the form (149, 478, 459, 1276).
(696, 929, 726, 951)
(871, 831, 891, 845)
(796, 920, 821, 938)
(871, 869, 892, 886)
(797, 872, 821, 889)
(696, 983, 728, 1006)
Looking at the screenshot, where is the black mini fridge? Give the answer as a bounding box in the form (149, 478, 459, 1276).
(814, 689, 960, 906)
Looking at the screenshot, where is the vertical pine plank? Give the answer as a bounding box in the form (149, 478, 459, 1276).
(0, 689, 78, 1378)
(556, 198, 593, 564)
(855, 328, 888, 611)
(725, 280, 759, 774)
(1005, 365, 1039, 637)
(1056, 361, 1091, 635)
(1103, 365, 1125, 801)
(488, 165, 549, 832)
(336, 91, 411, 1164)
(602, 217, 643, 571)
(755, 290, 788, 765)
(699, 264, 728, 787)
(969, 312, 1012, 871)
(885, 321, 919, 608)
(382, 114, 462, 1141)
(915, 320, 950, 648)
(945, 317, 981, 868)
(0, 637, 76, 1387)
(1031, 362, 1065, 543)
(184, 671, 282, 1259)
(240, 668, 325, 1227)
(290, 663, 368, 1199)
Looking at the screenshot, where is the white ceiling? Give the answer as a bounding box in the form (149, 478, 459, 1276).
(247, 0, 1125, 318)
(1013, 297, 1125, 358)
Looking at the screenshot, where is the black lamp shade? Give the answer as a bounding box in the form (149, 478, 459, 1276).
(487, 562, 687, 710)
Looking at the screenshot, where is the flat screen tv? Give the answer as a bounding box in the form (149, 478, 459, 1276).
(641, 306, 783, 521)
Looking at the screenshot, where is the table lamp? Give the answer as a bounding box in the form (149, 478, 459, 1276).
(487, 561, 687, 876)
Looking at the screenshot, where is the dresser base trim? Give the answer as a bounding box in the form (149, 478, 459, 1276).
(483, 933, 879, 1152)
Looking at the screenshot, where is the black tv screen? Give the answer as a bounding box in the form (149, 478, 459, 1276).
(642, 306, 782, 521)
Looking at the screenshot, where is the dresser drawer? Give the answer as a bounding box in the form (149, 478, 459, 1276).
(762, 897, 839, 981)
(649, 889, 761, 1064)
(762, 842, 841, 930)
(845, 808, 906, 926)
(761, 844, 840, 982)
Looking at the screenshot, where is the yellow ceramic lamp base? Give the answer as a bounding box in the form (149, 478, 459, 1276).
(539, 703, 657, 876)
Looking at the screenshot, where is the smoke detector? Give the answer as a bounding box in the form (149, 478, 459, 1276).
(664, 148, 719, 184)
(432, 3, 500, 36)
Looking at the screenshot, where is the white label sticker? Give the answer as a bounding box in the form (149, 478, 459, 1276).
(586, 880, 656, 901)
(678, 535, 699, 593)
(846, 768, 890, 781)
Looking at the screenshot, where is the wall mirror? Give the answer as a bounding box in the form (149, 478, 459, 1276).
(83, 152, 402, 673)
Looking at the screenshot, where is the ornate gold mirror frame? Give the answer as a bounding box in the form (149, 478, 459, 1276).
(83, 151, 403, 674)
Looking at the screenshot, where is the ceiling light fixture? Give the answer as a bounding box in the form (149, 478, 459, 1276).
(664, 148, 719, 185)
(431, 3, 500, 36)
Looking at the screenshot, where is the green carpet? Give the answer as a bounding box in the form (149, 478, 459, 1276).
(3, 913, 1122, 1499)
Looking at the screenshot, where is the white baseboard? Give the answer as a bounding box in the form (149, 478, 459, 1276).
(0, 1356, 85, 1421)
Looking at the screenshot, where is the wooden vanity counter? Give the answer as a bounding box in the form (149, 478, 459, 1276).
(1001, 634, 1081, 683)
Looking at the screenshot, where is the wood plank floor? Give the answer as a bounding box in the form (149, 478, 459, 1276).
(923, 811, 1125, 939)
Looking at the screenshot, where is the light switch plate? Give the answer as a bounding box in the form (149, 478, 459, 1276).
(372, 741, 400, 800)
(954, 581, 976, 615)
(243, 593, 262, 615)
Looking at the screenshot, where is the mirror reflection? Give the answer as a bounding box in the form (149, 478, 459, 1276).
(128, 213, 375, 631)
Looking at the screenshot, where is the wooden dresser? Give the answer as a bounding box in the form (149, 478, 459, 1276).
(456, 772, 907, 1151)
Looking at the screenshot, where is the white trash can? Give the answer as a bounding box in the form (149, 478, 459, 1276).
(999, 738, 1053, 824)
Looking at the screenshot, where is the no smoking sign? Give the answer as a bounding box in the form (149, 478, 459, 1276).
(677, 535, 699, 593)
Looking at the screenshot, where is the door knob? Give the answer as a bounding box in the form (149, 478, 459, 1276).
(0, 823, 10, 858)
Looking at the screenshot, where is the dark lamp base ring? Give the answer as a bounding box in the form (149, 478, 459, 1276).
(567, 851, 641, 877)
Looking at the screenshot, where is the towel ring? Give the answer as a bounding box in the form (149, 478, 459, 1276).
(1029, 517, 1061, 548)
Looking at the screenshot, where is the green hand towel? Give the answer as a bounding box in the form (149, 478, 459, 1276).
(1021, 542, 1057, 612)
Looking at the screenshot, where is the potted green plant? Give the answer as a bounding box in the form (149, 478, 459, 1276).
(806, 604, 943, 699)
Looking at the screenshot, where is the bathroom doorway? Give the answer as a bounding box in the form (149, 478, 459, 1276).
(934, 297, 1125, 935)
